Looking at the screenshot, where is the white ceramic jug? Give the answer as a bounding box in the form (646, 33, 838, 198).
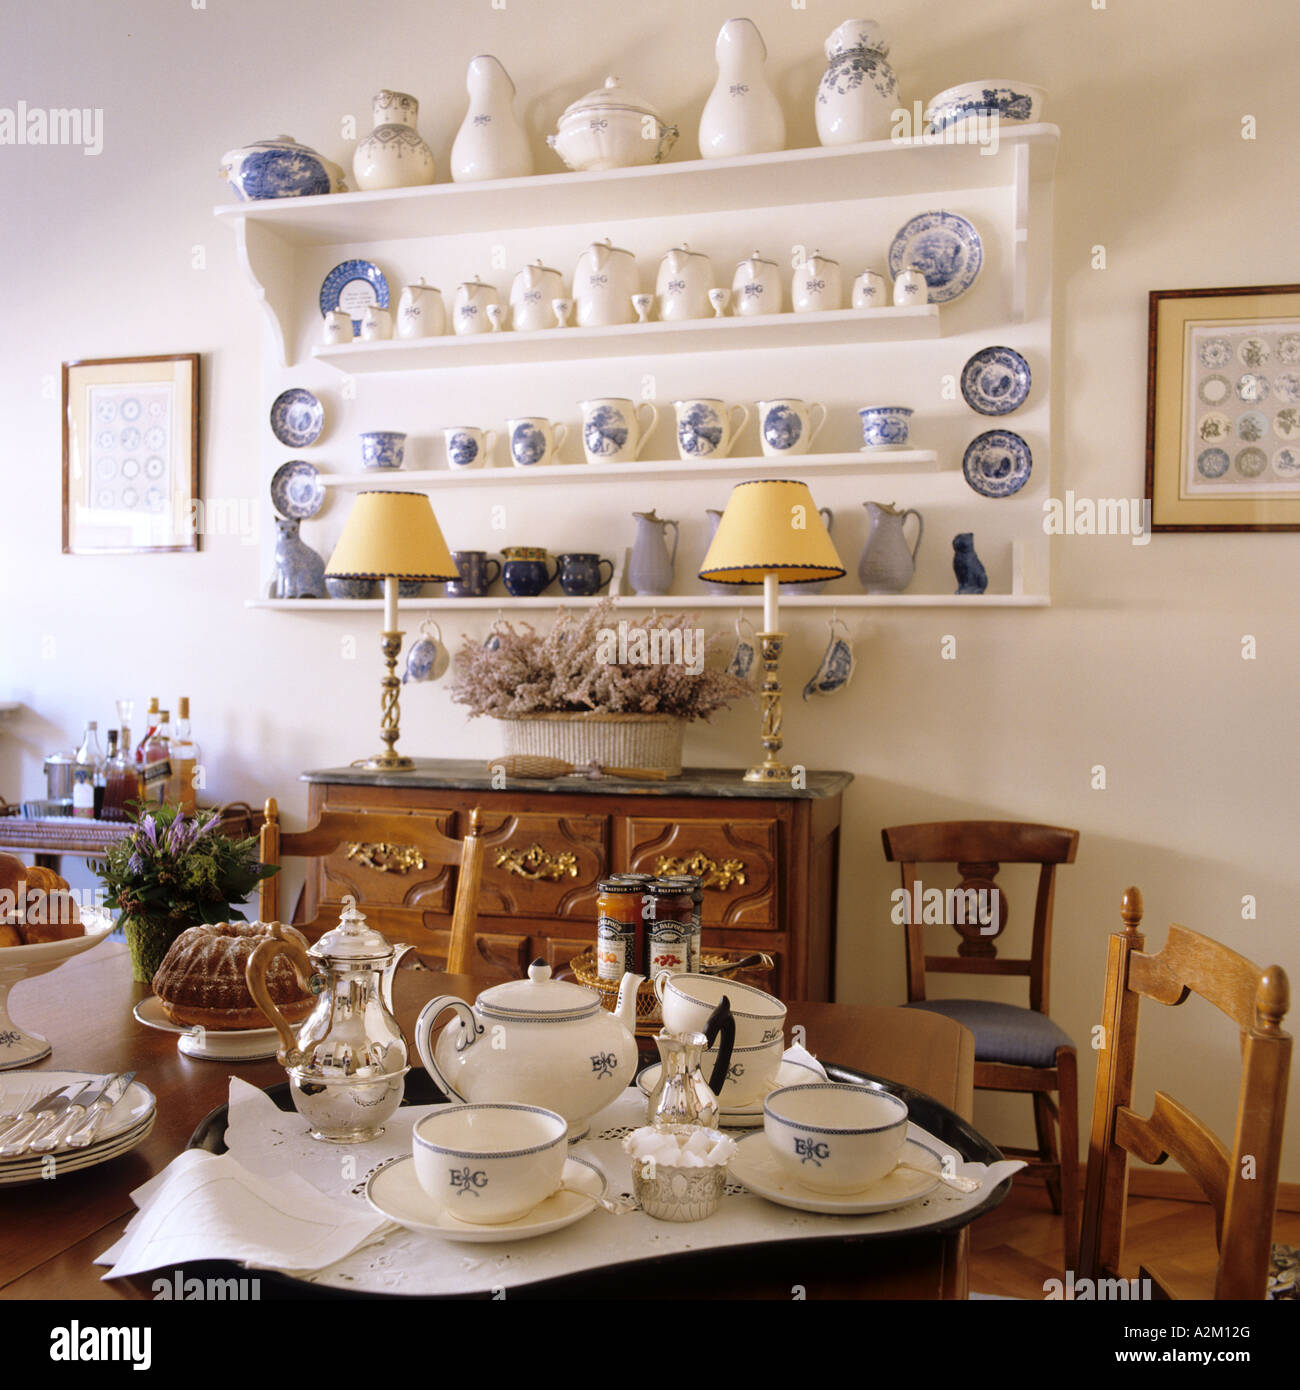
(353, 90, 436, 190)
(573, 238, 639, 327)
(698, 17, 786, 158)
(655, 245, 714, 322)
(450, 54, 534, 182)
(792, 251, 842, 312)
(397, 278, 445, 339)
(509, 261, 565, 331)
(732, 251, 783, 316)
(453, 277, 500, 336)
(815, 20, 899, 146)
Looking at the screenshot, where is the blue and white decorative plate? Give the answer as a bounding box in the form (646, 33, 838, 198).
(960, 346, 1031, 415)
(269, 388, 324, 448)
(962, 430, 1032, 497)
(1196, 447, 1230, 479)
(320, 259, 389, 333)
(270, 460, 325, 519)
(888, 211, 982, 305)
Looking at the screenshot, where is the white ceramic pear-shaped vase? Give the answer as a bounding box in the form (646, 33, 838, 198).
(450, 54, 534, 182)
(699, 17, 786, 159)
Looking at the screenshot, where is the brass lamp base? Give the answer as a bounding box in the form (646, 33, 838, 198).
(744, 632, 794, 784)
(350, 630, 416, 772)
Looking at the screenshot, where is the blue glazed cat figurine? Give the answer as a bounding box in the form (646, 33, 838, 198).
(953, 532, 988, 595)
(273, 517, 326, 599)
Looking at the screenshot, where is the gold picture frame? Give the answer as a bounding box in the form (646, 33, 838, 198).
(62, 353, 200, 554)
(1146, 286, 1300, 532)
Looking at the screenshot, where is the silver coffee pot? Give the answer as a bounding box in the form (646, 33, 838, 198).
(246, 903, 412, 1143)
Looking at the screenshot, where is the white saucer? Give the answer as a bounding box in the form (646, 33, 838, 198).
(367, 1154, 607, 1242)
(729, 1133, 944, 1214)
(132, 995, 282, 1060)
(635, 1056, 827, 1128)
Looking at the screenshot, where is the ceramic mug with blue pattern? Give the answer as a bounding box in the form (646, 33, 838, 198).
(501, 546, 557, 596)
(444, 426, 497, 471)
(360, 430, 406, 469)
(445, 550, 502, 598)
(507, 417, 567, 468)
(757, 398, 828, 457)
(858, 406, 912, 448)
(578, 398, 658, 464)
(555, 553, 614, 596)
(673, 398, 750, 460)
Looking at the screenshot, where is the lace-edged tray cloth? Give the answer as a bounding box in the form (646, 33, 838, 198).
(150, 1064, 1016, 1298)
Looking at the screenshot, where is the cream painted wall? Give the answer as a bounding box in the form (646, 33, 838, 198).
(1, 0, 1296, 1177)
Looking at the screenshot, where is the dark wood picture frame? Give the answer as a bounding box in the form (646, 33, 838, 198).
(1146, 285, 1300, 532)
(62, 352, 201, 554)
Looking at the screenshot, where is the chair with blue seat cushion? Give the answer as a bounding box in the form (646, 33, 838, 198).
(881, 820, 1081, 1261)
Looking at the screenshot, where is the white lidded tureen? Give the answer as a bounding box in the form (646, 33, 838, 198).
(414, 959, 644, 1138)
(548, 75, 678, 171)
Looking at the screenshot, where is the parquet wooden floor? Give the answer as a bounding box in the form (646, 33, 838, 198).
(968, 1178, 1300, 1300)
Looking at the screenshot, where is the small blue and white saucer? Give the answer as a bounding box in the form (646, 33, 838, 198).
(962, 430, 1032, 498)
(961, 347, 1031, 416)
(270, 388, 324, 448)
(270, 460, 325, 519)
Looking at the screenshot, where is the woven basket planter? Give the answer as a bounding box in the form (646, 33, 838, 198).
(496, 711, 684, 776)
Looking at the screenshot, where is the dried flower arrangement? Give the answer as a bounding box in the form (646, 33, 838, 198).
(451, 599, 751, 722)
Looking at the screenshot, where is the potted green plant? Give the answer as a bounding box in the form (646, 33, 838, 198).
(96, 804, 278, 982)
(450, 599, 751, 775)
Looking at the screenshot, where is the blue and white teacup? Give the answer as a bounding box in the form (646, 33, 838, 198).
(444, 426, 497, 471)
(412, 1102, 568, 1224)
(361, 430, 407, 470)
(402, 621, 448, 683)
(858, 407, 912, 448)
(757, 399, 827, 457)
(507, 417, 567, 468)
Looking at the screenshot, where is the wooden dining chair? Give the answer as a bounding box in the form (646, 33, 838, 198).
(1078, 887, 1291, 1299)
(258, 797, 485, 973)
(881, 820, 1081, 1253)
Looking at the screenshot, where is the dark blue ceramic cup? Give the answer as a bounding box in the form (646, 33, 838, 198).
(556, 553, 614, 596)
(445, 550, 502, 598)
(501, 547, 557, 597)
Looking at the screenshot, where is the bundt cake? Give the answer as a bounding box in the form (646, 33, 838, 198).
(152, 921, 314, 1030)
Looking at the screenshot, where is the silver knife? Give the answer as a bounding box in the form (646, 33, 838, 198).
(0, 1082, 87, 1139)
(31, 1072, 135, 1153)
(0, 1083, 97, 1157)
(59, 1072, 137, 1151)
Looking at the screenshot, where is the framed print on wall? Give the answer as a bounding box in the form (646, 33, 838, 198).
(62, 353, 200, 554)
(1146, 285, 1300, 532)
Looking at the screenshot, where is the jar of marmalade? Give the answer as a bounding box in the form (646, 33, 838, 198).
(596, 879, 643, 982)
(646, 878, 694, 977)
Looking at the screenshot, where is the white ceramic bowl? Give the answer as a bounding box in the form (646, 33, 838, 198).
(655, 971, 785, 1050)
(763, 1083, 908, 1194)
(412, 1102, 568, 1225)
(926, 81, 1045, 134)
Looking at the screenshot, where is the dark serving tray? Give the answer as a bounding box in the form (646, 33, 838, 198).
(185, 1063, 1010, 1300)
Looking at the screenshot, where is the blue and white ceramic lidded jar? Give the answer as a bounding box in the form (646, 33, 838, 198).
(815, 19, 899, 146)
(220, 134, 348, 200)
(893, 265, 928, 307)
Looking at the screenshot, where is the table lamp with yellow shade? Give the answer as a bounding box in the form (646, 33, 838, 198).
(699, 479, 845, 783)
(325, 490, 458, 770)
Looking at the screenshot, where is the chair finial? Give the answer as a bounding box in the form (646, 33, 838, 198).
(1256, 966, 1290, 1035)
(1120, 885, 1143, 935)
(264, 796, 280, 824)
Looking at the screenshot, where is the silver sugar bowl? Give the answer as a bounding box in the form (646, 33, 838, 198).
(246, 903, 412, 1143)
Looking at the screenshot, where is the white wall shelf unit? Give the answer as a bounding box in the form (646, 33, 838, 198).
(222, 122, 1058, 610)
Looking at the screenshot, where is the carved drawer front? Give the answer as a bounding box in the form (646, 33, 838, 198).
(477, 812, 607, 920)
(317, 807, 457, 915)
(623, 816, 779, 931)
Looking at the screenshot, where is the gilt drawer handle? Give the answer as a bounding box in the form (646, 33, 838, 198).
(345, 841, 426, 874)
(495, 845, 579, 882)
(654, 853, 747, 891)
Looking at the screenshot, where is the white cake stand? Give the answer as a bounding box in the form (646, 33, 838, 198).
(0, 908, 115, 1068)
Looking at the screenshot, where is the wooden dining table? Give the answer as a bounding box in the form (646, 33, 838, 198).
(0, 939, 979, 1300)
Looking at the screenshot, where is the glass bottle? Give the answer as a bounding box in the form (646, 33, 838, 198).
(72, 721, 104, 819)
(169, 697, 199, 813)
(134, 697, 159, 765)
(101, 730, 121, 821)
(108, 729, 136, 822)
(142, 710, 172, 805)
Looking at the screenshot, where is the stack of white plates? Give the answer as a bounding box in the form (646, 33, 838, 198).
(0, 1070, 156, 1187)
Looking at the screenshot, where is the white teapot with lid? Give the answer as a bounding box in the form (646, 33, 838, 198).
(414, 959, 645, 1138)
(732, 250, 782, 316)
(656, 244, 714, 322)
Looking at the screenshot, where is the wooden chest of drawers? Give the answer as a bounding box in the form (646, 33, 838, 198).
(300, 761, 850, 1001)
